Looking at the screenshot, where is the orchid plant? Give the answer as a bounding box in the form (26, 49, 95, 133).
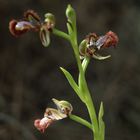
(9, 5, 118, 140)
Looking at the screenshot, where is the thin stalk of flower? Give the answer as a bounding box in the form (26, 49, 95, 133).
(69, 114, 92, 130)
(52, 28, 70, 41)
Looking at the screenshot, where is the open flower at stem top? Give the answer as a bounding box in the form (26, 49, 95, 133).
(79, 31, 119, 60)
(9, 10, 55, 47)
(34, 98, 73, 133)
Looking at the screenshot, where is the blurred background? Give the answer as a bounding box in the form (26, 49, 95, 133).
(0, 0, 140, 140)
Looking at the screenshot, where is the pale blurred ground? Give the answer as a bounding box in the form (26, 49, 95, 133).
(0, 0, 140, 140)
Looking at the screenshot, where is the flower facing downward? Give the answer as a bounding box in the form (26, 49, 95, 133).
(79, 31, 119, 60)
(9, 10, 55, 47)
(34, 99, 73, 133)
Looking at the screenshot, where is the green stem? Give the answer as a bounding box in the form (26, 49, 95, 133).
(52, 28, 70, 41)
(70, 41, 83, 74)
(67, 17, 100, 139)
(69, 114, 92, 130)
(52, 17, 101, 139)
(81, 59, 100, 139)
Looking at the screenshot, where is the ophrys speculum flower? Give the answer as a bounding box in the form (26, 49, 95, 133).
(9, 10, 55, 47)
(34, 99, 73, 133)
(79, 31, 118, 60)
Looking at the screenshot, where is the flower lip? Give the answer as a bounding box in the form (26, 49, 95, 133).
(9, 20, 39, 37)
(34, 118, 53, 133)
(86, 31, 119, 51)
(9, 20, 30, 37)
(101, 31, 119, 48)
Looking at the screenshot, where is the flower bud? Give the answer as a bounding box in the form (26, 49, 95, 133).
(66, 4, 76, 24)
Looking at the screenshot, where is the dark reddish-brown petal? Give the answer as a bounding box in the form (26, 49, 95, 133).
(24, 10, 41, 22)
(102, 31, 119, 48)
(86, 33, 98, 44)
(9, 20, 29, 37)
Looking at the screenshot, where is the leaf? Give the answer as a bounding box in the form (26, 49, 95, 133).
(60, 67, 85, 102)
(98, 102, 105, 140)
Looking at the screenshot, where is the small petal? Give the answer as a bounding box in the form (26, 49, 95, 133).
(92, 52, 111, 60)
(86, 33, 98, 44)
(24, 10, 41, 23)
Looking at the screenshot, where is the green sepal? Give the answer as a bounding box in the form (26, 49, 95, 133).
(79, 40, 87, 58)
(39, 28, 50, 47)
(44, 13, 55, 25)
